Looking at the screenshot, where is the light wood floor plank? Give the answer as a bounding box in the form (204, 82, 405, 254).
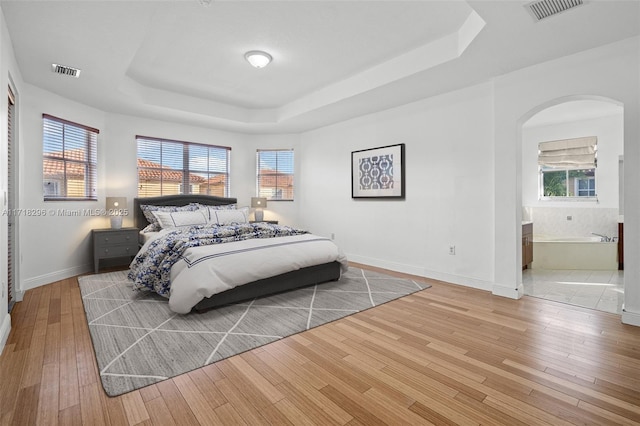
(1, 265, 639, 425)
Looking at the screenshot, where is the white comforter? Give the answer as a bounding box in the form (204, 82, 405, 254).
(169, 234, 348, 313)
(134, 229, 348, 313)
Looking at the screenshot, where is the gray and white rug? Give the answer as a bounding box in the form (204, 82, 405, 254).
(78, 267, 429, 396)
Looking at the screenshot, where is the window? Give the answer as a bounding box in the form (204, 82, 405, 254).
(539, 136, 597, 199)
(256, 149, 294, 200)
(42, 114, 98, 201)
(136, 136, 231, 197)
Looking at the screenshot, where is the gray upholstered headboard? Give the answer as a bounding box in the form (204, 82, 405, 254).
(134, 195, 238, 229)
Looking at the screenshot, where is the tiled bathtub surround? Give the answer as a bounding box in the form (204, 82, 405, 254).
(523, 206, 619, 240)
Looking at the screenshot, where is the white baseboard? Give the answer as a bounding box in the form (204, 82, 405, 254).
(422, 270, 494, 292)
(21, 264, 92, 292)
(622, 305, 640, 327)
(492, 282, 524, 300)
(345, 253, 494, 292)
(346, 253, 426, 277)
(0, 312, 11, 355)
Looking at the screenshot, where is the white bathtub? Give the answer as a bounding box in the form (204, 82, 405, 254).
(532, 236, 618, 270)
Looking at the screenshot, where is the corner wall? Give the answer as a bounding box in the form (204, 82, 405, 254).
(19, 84, 107, 291)
(299, 82, 496, 290)
(493, 37, 639, 321)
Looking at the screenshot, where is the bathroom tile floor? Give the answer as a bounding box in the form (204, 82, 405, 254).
(522, 268, 624, 314)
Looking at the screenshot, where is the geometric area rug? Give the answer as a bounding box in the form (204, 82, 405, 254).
(77, 267, 430, 397)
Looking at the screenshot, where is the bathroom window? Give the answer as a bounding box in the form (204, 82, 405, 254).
(541, 168, 596, 198)
(538, 136, 597, 199)
(575, 176, 596, 197)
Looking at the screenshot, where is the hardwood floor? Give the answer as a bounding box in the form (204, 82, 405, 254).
(2, 265, 640, 425)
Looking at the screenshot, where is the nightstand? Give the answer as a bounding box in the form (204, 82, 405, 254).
(250, 220, 278, 224)
(92, 227, 139, 273)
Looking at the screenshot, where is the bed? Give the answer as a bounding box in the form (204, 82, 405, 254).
(132, 194, 347, 313)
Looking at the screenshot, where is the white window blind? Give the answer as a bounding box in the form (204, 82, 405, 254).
(256, 149, 294, 201)
(538, 136, 597, 169)
(136, 136, 231, 197)
(7, 87, 15, 311)
(42, 114, 98, 201)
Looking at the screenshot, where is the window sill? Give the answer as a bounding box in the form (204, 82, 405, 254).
(538, 196, 598, 202)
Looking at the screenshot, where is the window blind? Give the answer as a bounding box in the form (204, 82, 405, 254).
(256, 149, 294, 200)
(538, 136, 597, 169)
(136, 136, 231, 197)
(42, 114, 98, 201)
(7, 88, 15, 311)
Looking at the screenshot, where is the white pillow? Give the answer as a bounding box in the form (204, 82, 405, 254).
(204, 204, 237, 221)
(152, 209, 208, 229)
(211, 207, 249, 225)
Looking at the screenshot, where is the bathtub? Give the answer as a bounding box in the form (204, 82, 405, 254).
(532, 235, 618, 270)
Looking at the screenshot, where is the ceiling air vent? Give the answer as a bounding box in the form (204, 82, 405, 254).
(51, 63, 81, 78)
(526, 0, 584, 21)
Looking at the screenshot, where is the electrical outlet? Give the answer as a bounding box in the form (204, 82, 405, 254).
(449, 245, 456, 255)
(331, 233, 335, 240)
(567, 215, 572, 221)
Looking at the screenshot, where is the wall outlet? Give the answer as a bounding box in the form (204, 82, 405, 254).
(331, 233, 335, 240)
(449, 245, 456, 255)
(567, 215, 572, 221)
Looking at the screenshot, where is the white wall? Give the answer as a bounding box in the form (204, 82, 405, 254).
(493, 37, 640, 324)
(0, 6, 24, 352)
(299, 82, 496, 290)
(19, 84, 107, 291)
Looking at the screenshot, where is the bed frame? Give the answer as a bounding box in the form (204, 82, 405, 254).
(133, 195, 342, 312)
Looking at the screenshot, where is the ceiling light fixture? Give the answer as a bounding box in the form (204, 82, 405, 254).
(244, 51, 272, 69)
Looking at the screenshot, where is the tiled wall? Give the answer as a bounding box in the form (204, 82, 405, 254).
(524, 206, 619, 239)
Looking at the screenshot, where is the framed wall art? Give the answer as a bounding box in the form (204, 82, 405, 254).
(351, 143, 405, 199)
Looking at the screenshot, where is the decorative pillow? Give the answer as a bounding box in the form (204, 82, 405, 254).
(210, 206, 249, 225)
(202, 203, 237, 221)
(151, 209, 209, 229)
(140, 224, 157, 233)
(140, 204, 200, 231)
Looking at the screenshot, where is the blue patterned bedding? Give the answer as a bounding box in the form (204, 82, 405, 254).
(129, 223, 308, 297)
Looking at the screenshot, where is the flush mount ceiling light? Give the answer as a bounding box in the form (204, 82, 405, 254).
(244, 50, 272, 69)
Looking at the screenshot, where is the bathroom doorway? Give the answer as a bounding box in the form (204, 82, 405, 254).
(521, 99, 624, 314)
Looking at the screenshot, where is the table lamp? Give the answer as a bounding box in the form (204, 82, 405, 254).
(251, 197, 267, 222)
(106, 197, 126, 229)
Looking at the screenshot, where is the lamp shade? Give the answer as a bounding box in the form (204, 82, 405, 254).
(106, 197, 127, 212)
(106, 197, 126, 229)
(251, 197, 267, 208)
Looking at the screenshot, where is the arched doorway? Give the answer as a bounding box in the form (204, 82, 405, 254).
(519, 96, 624, 314)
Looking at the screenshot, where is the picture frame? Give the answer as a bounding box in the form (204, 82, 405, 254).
(351, 143, 405, 199)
